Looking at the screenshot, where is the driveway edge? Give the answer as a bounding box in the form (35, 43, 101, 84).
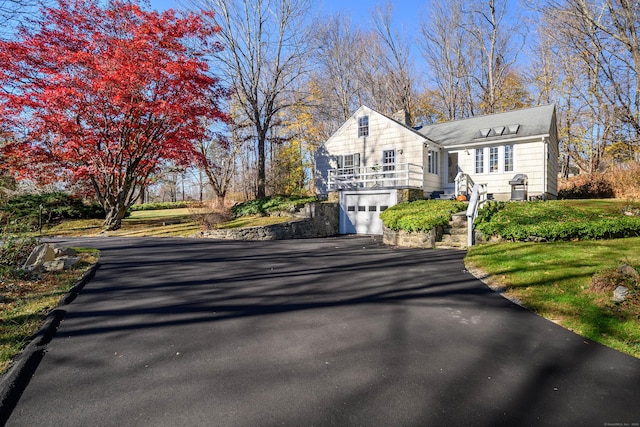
(0, 262, 100, 425)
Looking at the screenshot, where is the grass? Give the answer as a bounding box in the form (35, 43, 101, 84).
(41, 208, 204, 237)
(40, 207, 297, 237)
(466, 237, 640, 358)
(214, 215, 294, 230)
(0, 249, 99, 374)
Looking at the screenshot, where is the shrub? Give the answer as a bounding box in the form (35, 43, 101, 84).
(558, 174, 614, 199)
(474, 200, 640, 242)
(0, 224, 39, 278)
(380, 200, 468, 232)
(0, 192, 104, 231)
(231, 196, 317, 218)
(607, 162, 640, 200)
(474, 201, 505, 225)
(128, 201, 192, 211)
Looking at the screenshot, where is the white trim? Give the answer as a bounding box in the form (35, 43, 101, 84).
(444, 134, 550, 149)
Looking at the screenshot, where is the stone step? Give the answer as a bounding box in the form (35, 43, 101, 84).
(435, 241, 467, 249)
(440, 233, 467, 244)
(449, 218, 468, 227)
(443, 227, 467, 236)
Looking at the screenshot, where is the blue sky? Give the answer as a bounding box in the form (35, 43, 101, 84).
(148, 0, 427, 35)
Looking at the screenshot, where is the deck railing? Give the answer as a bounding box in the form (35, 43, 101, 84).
(328, 163, 423, 190)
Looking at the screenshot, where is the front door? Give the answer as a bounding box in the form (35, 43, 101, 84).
(446, 152, 459, 189)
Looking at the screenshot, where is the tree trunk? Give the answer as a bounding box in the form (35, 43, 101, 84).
(215, 193, 226, 208)
(103, 204, 127, 231)
(257, 136, 266, 198)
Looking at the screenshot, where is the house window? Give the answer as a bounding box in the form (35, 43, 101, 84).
(428, 150, 439, 175)
(382, 149, 396, 172)
(358, 116, 369, 138)
(504, 145, 514, 172)
(475, 148, 484, 174)
(337, 153, 360, 175)
(489, 147, 499, 172)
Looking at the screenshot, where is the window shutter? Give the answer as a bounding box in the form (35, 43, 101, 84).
(354, 153, 360, 166)
(336, 155, 343, 169)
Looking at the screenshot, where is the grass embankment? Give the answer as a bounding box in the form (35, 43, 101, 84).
(43, 208, 204, 237)
(467, 239, 640, 357)
(467, 199, 640, 358)
(43, 196, 317, 237)
(0, 249, 99, 374)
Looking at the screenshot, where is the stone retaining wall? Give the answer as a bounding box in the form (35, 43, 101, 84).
(199, 202, 339, 241)
(382, 226, 443, 249)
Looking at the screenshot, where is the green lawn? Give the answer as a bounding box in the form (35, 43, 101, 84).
(41, 207, 295, 237)
(42, 208, 203, 237)
(466, 237, 640, 358)
(0, 249, 99, 374)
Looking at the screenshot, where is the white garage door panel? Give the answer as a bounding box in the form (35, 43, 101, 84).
(340, 192, 395, 235)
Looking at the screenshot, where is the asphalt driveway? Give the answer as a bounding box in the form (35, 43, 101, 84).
(4, 236, 640, 426)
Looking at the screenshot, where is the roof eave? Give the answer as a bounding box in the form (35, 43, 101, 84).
(444, 134, 550, 149)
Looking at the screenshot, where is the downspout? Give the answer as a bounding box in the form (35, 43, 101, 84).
(542, 137, 547, 200)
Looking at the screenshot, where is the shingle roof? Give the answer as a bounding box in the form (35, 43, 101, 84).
(418, 104, 556, 147)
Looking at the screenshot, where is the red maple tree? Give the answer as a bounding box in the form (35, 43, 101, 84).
(0, 0, 229, 230)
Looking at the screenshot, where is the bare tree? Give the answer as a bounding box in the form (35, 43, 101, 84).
(465, 0, 526, 114)
(370, 2, 417, 124)
(196, 128, 242, 207)
(311, 13, 367, 124)
(419, 0, 476, 120)
(536, 0, 640, 172)
(187, 0, 312, 199)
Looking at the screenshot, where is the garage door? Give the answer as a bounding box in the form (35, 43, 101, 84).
(340, 191, 396, 235)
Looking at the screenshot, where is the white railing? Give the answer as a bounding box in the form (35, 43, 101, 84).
(328, 163, 423, 190)
(454, 172, 475, 198)
(466, 183, 488, 247)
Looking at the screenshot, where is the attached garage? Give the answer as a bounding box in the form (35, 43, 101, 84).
(339, 190, 397, 235)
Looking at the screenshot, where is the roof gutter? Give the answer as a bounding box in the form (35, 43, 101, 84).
(444, 133, 551, 150)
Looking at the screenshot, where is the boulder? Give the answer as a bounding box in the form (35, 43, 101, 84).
(52, 245, 77, 257)
(42, 259, 66, 272)
(613, 286, 629, 303)
(59, 256, 81, 269)
(23, 244, 56, 272)
(617, 264, 640, 282)
(22, 243, 81, 273)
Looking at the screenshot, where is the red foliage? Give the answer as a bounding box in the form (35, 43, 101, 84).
(0, 0, 229, 225)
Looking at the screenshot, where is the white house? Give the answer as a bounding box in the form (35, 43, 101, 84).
(315, 104, 559, 235)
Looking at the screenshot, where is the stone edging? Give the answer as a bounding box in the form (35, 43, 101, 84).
(199, 202, 340, 241)
(0, 262, 100, 424)
(382, 226, 442, 249)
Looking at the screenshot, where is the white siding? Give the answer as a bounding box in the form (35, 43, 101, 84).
(315, 106, 427, 195)
(457, 139, 549, 199)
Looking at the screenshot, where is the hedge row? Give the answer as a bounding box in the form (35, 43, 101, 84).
(379, 200, 468, 232)
(1, 192, 104, 230)
(475, 200, 640, 241)
(231, 196, 317, 217)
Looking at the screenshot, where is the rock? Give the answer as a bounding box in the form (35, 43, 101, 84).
(59, 256, 81, 269)
(23, 244, 80, 273)
(23, 244, 56, 272)
(617, 264, 640, 281)
(52, 245, 77, 257)
(613, 286, 629, 303)
(42, 259, 66, 272)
